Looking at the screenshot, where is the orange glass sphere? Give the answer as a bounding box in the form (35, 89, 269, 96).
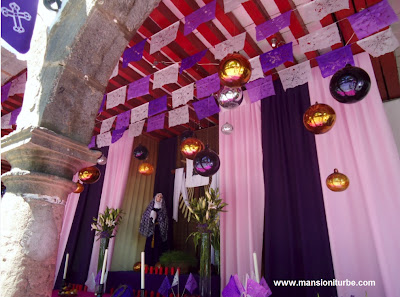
(78, 166, 101, 184)
(218, 53, 252, 88)
(73, 182, 84, 193)
(138, 163, 154, 175)
(326, 169, 350, 192)
(180, 137, 205, 160)
(133, 262, 141, 271)
(303, 103, 336, 134)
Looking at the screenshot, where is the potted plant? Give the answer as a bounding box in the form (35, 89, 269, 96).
(159, 250, 197, 274)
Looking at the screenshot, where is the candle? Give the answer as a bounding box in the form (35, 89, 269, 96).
(100, 249, 108, 285)
(141, 252, 145, 289)
(253, 252, 260, 283)
(63, 253, 69, 280)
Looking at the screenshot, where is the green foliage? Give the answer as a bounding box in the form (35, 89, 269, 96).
(159, 250, 197, 267)
(186, 188, 227, 251)
(91, 206, 123, 239)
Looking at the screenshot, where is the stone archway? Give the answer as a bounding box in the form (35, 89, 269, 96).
(0, 0, 160, 296)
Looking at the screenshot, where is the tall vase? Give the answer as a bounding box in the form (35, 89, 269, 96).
(97, 237, 110, 273)
(199, 232, 211, 297)
(214, 249, 220, 275)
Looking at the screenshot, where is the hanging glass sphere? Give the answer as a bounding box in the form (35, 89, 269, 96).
(326, 168, 350, 192)
(303, 102, 336, 134)
(78, 166, 101, 184)
(73, 182, 85, 193)
(193, 146, 220, 177)
(138, 163, 154, 176)
(218, 53, 252, 88)
(180, 130, 194, 142)
(1, 183, 6, 197)
(215, 86, 243, 109)
(180, 137, 205, 160)
(330, 64, 371, 104)
(133, 262, 141, 272)
(133, 144, 149, 160)
(97, 155, 107, 165)
(221, 122, 234, 135)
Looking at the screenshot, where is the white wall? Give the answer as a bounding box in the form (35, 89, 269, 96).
(383, 99, 400, 156)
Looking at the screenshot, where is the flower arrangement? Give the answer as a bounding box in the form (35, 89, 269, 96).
(187, 188, 227, 248)
(91, 207, 123, 239)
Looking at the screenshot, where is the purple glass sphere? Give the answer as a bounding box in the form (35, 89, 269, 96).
(329, 64, 371, 104)
(193, 146, 220, 177)
(133, 144, 149, 160)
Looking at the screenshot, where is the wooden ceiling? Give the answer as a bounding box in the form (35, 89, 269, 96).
(2, 0, 400, 152)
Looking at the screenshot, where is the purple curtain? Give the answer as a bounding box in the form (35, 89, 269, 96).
(261, 80, 336, 297)
(153, 137, 177, 250)
(54, 147, 109, 288)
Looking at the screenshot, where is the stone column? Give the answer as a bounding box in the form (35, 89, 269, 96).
(0, 128, 100, 297)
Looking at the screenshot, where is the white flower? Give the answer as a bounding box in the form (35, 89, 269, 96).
(91, 223, 97, 231)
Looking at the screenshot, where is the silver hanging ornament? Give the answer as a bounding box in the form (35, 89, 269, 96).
(97, 154, 107, 165)
(221, 122, 234, 135)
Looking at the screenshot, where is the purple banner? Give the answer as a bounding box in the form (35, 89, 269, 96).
(256, 11, 292, 41)
(192, 96, 220, 120)
(1, 0, 39, 53)
(180, 49, 208, 73)
(1, 81, 11, 103)
(260, 42, 293, 72)
(88, 136, 96, 149)
(98, 95, 106, 114)
(127, 75, 150, 100)
(115, 110, 131, 130)
(196, 73, 221, 98)
(184, 0, 216, 36)
(147, 113, 165, 132)
(347, 0, 398, 39)
(111, 128, 126, 143)
(245, 75, 275, 103)
(9, 107, 21, 125)
(122, 39, 146, 68)
(148, 95, 167, 117)
(316, 45, 354, 78)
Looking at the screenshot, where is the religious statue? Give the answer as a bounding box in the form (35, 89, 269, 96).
(139, 193, 168, 265)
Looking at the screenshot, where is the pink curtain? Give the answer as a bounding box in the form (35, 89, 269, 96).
(54, 174, 80, 283)
(85, 131, 134, 291)
(308, 52, 400, 297)
(219, 92, 265, 288)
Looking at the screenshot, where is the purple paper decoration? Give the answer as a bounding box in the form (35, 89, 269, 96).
(111, 128, 126, 143)
(1, 81, 11, 103)
(98, 95, 106, 114)
(347, 0, 398, 39)
(260, 42, 293, 72)
(192, 96, 220, 120)
(148, 95, 167, 117)
(222, 275, 242, 297)
(115, 110, 131, 130)
(158, 276, 171, 297)
(196, 73, 221, 98)
(122, 39, 146, 68)
(9, 107, 21, 125)
(184, 0, 216, 36)
(147, 113, 165, 132)
(245, 76, 275, 103)
(184, 273, 198, 294)
(259, 277, 272, 297)
(256, 11, 292, 41)
(127, 75, 150, 100)
(1, 0, 39, 54)
(88, 136, 96, 149)
(180, 49, 208, 73)
(246, 278, 271, 297)
(316, 45, 355, 78)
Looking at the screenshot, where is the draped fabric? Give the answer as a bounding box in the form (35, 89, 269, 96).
(110, 135, 158, 271)
(219, 92, 265, 288)
(54, 147, 109, 288)
(308, 52, 400, 297)
(85, 132, 134, 291)
(153, 137, 177, 249)
(261, 80, 337, 297)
